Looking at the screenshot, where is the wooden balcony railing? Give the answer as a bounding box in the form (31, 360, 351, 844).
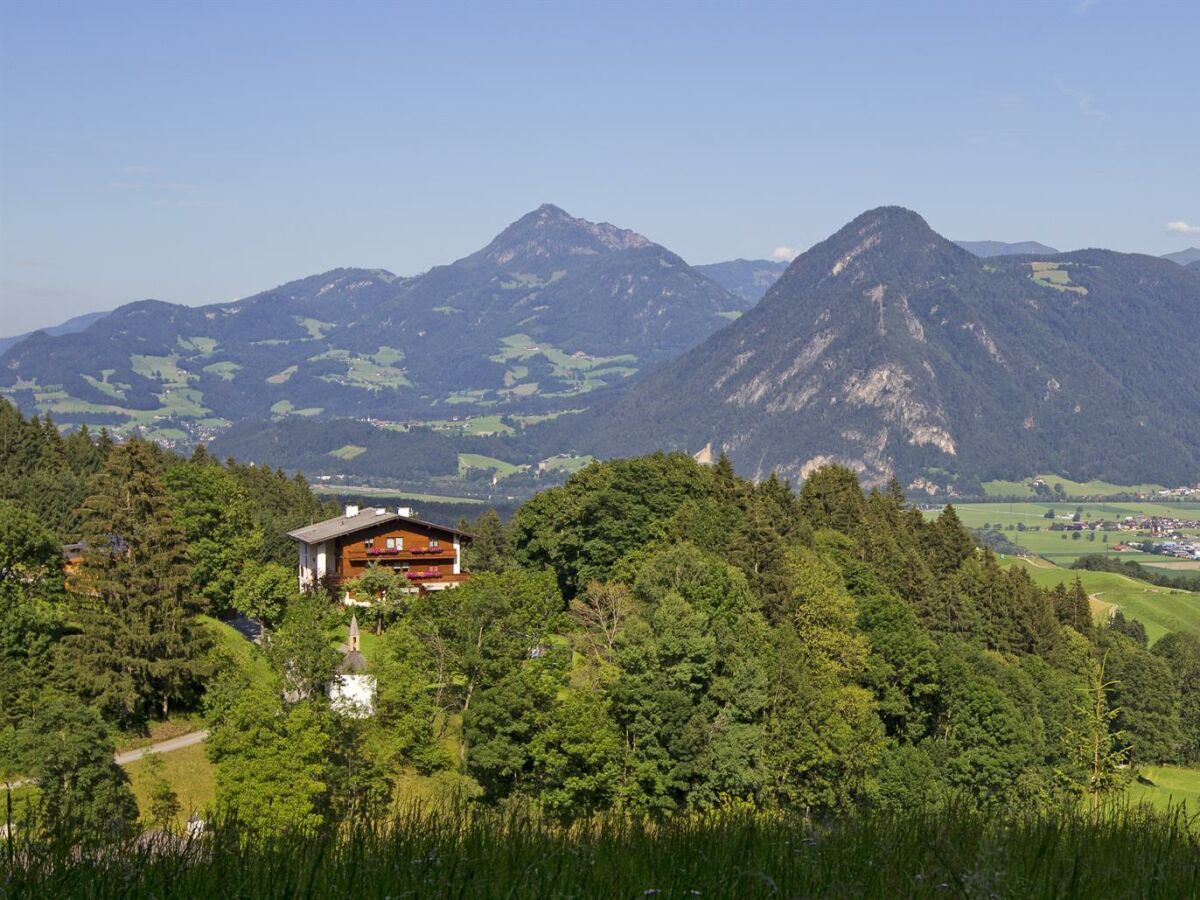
(349, 546, 455, 563)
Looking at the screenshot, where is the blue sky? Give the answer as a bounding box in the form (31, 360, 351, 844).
(1, 0, 1196, 333)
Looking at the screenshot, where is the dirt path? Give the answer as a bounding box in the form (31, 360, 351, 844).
(114, 729, 209, 765)
(4, 729, 210, 791)
(1023, 555, 1056, 569)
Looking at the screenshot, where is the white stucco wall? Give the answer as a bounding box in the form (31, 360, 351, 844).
(330, 674, 376, 717)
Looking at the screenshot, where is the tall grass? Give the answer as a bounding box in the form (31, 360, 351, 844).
(4, 801, 1199, 898)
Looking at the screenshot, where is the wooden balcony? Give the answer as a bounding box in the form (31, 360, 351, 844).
(348, 545, 455, 564)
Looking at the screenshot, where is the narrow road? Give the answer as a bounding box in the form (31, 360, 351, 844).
(4, 729, 210, 791)
(114, 729, 210, 766)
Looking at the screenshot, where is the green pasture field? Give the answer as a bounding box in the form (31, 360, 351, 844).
(310, 348, 411, 391)
(1007, 558, 1200, 644)
(328, 444, 367, 460)
(932, 501, 1195, 566)
(981, 474, 1168, 498)
(125, 743, 215, 829)
(489, 333, 638, 397)
(266, 365, 298, 384)
(176, 336, 219, 356)
(270, 399, 323, 417)
(458, 453, 524, 479)
(540, 454, 595, 475)
(202, 361, 241, 381)
(1029, 261, 1087, 294)
(81, 369, 130, 399)
(131, 353, 194, 385)
(295, 317, 335, 340)
(1128, 765, 1200, 813)
(312, 484, 485, 505)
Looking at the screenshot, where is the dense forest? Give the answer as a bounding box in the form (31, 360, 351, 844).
(3, 396, 1200, 847)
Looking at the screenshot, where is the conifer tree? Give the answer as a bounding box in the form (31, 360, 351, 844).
(60, 438, 207, 724)
(796, 464, 864, 534)
(1053, 577, 1094, 639)
(465, 509, 512, 573)
(1063, 653, 1130, 823)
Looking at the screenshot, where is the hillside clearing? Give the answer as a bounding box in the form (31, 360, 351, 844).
(1007, 557, 1200, 644)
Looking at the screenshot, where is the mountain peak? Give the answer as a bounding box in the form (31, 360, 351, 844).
(466, 205, 654, 268)
(1161, 247, 1200, 266)
(839, 206, 943, 244)
(768, 206, 965, 295)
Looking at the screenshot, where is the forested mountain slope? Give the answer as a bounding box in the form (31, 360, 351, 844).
(1162, 247, 1200, 266)
(0, 205, 745, 444)
(0, 309, 112, 356)
(579, 207, 1200, 492)
(694, 258, 788, 304)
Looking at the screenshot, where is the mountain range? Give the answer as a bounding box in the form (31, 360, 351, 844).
(1162, 247, 1200, 266)
(576, 207, 1200, 491)
(0, 205, 748, 444)
(693, 259, 789, 304)
(0, 309, 111, 357)
(3, 205, 1198, 495)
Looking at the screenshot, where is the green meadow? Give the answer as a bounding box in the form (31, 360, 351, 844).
(1008, 557, 1200, 644)
(489, 333, 638, 397)
(1129, 765, 1200, 814)
(932, 501, 1195, 566)
(311, 484, 485, 505)
(458, 452, 524, 479)
(981, 475, 1168, 498)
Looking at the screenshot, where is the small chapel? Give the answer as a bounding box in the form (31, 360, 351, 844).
(329, 614, 376, 717)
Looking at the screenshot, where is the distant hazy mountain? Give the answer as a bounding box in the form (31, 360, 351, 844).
(0, 205, 745, 444)
(1162, 247, 1200, 266)
(576, 207, 1200, 492)
(694, 259, 789, 305)
(955, 240, 1059, 257)
(0, 310, 111, 356)
(1187, 259, 1200, 273)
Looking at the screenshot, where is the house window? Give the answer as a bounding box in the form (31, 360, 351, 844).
(364, 538, 374, 549)
(430, 539, 440, 549)
(387, 537, 402, 550)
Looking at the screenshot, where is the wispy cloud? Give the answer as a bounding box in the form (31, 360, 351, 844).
(772, 246, 800, 262)
(1058, 83, 1106, 119)
(1167, 221, 1200, 237)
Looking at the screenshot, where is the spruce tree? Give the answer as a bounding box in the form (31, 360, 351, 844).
(466, 509, 512, 573)
(1053, 577, 1094, 639)
(59, 438, 207, 725)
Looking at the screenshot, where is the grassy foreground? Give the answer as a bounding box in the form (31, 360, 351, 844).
(5, 804, 1199, 899)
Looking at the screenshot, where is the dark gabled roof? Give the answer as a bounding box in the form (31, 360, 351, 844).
(339, 650, 368, 674)
(287, 510, 473, 544)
